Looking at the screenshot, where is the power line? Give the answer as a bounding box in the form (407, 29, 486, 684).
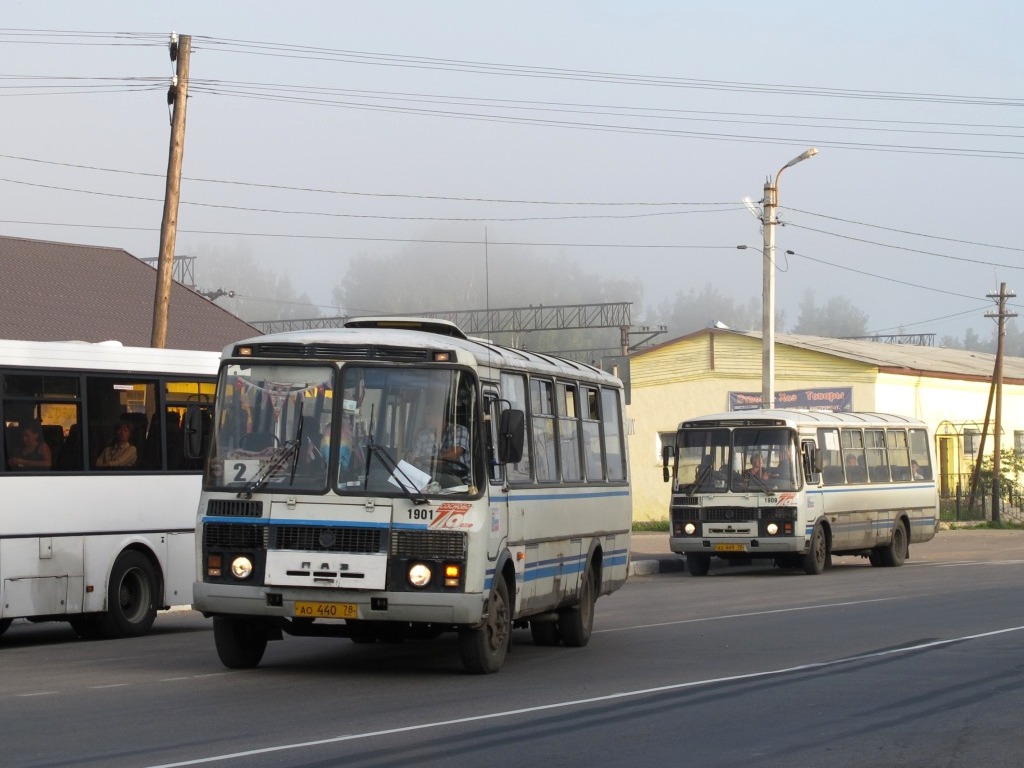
(785, 206, 1024, 253)
(190, 36, 1024, 108)
(784, 222, 1024, 270)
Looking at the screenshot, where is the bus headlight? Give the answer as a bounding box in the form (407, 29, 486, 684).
(766, 523, 779, 535)
(408, 563, 432, 588)
(231, 556, 254, 580)
(684, 522, 697, 535)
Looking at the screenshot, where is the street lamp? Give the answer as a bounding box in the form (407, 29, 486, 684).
(761, 147, 818, 409)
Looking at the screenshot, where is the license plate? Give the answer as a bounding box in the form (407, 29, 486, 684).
(714, 543, 746, 552)
(294, 601, 359, 620)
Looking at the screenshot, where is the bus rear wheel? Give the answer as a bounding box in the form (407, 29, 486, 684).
(95, 550, 159, 638)
(878, 522, 908, 567)
(213, 616, 269, 669)
(0, 618, 12, 636)
(530, 620, 561, 646)
(558, 566, 596, 647)
(459, 577, 511, 674)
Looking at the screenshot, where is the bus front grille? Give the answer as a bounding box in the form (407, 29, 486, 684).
(206, 499, 264, 518)
(391, 530, 467, 560)
(272, 525, 383, 554)
(205, 522, 269, 549)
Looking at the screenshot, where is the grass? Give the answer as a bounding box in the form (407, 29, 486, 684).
(943, 520, 1024, 530)
(632, 519, 669, 532)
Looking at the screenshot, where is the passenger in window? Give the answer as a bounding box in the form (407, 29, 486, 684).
(96, 421, 138, 468)
(911, 460, 924, 480)
(9, 422, 53, 470)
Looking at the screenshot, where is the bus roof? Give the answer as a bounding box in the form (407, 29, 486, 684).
(0, 338, 221, 375)
(678, 409, 927, 430)
(224, 323, 622, 387)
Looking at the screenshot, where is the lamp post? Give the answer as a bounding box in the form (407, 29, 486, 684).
(761, 147, 818, 409)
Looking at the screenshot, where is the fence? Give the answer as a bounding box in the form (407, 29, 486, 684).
(939, 472, 1024, 523)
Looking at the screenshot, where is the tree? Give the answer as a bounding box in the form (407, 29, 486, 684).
(192, 244, 321, 322)
(330, 241, 643, 355)
(652, 284, 774, 338)
(791, 291, 868, 337)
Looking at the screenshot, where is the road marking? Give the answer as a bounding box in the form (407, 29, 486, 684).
(16, 691, 59, 697)
(596, 596, 901, 633)
(90, 683, 130, 689)
(140, 623, 1024, 768)
(936, 560, 1024, 567)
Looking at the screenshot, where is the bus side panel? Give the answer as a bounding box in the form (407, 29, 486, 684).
(0, 536, 83, 618)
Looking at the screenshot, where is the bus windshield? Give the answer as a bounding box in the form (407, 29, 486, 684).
(677, 426, 798, 493)
(207, 363, 335, 492)
(338, 365, 476, 496)
(206, 362, 476, 497)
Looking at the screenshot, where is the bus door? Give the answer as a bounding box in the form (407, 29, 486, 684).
(802, 438, 825, 504)
(484, 390, 508, 562)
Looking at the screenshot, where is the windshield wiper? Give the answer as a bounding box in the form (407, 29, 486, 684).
(238, 440, 299, 498)
(362, 434, 428, 505)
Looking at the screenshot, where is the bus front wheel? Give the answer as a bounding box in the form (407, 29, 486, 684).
(459, 577, 511, 674)
(802, 525, 829, 575)
(213, 616, 269, 669)
(686, 554, 711, 576)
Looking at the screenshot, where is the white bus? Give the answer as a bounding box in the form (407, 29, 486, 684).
(189, 318, 631, 673)
(0, 339, 218, 638)
(662, 409, 939, 576)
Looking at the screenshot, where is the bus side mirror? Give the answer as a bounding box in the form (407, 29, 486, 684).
(497, 409, 525, 464)
(183, 405, 208, 460)
(662, 444, 675, 483)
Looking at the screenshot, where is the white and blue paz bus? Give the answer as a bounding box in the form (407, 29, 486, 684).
(662, 409, 938, 576)
(189, 318, 631, 673)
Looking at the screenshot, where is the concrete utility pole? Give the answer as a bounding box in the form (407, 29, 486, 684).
(986, 283, 1016, 522)
(761, 148, 817, 408)
(150, 32, 191, 348)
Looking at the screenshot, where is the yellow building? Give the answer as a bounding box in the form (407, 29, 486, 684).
(627, 329, 1024, 521)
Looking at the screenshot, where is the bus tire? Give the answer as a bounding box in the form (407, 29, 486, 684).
(559, 566, 596, 648)
(530, 620, 561, 646)
(69, 615, 105, 640)
(0, 618, 12, 636)
(213, 616, 269, 669)
(459, 577, 511, 674)
(96, 550, 158, 638)
(686, 554, 712, 576)
(878, 521, 908, 567)
(802, 525, 829, 575)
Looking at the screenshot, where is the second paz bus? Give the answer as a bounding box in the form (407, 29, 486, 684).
(662, 409, 938, 576)
(188, 318, 631, 674)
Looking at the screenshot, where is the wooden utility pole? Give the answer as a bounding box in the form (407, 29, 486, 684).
(150, 33, 191, 348)
(986, 283, 1016, 522)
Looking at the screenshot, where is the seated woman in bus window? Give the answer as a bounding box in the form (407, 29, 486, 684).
(96, 421, 138, 468)
(9, 422, 53, 470)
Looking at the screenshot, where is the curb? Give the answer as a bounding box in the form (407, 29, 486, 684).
(628, 556, 686, 575)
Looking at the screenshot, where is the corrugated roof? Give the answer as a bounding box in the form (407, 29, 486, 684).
(0, 235, 257, 351)
(633, 327, 1024, 384)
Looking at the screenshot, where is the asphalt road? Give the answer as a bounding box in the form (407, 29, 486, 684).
(2, 530, 1021, 768)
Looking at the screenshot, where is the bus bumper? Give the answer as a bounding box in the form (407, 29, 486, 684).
(193, 581, 487, 625)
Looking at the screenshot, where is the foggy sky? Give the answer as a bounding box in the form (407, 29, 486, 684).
(2, 1, 1022, 341)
